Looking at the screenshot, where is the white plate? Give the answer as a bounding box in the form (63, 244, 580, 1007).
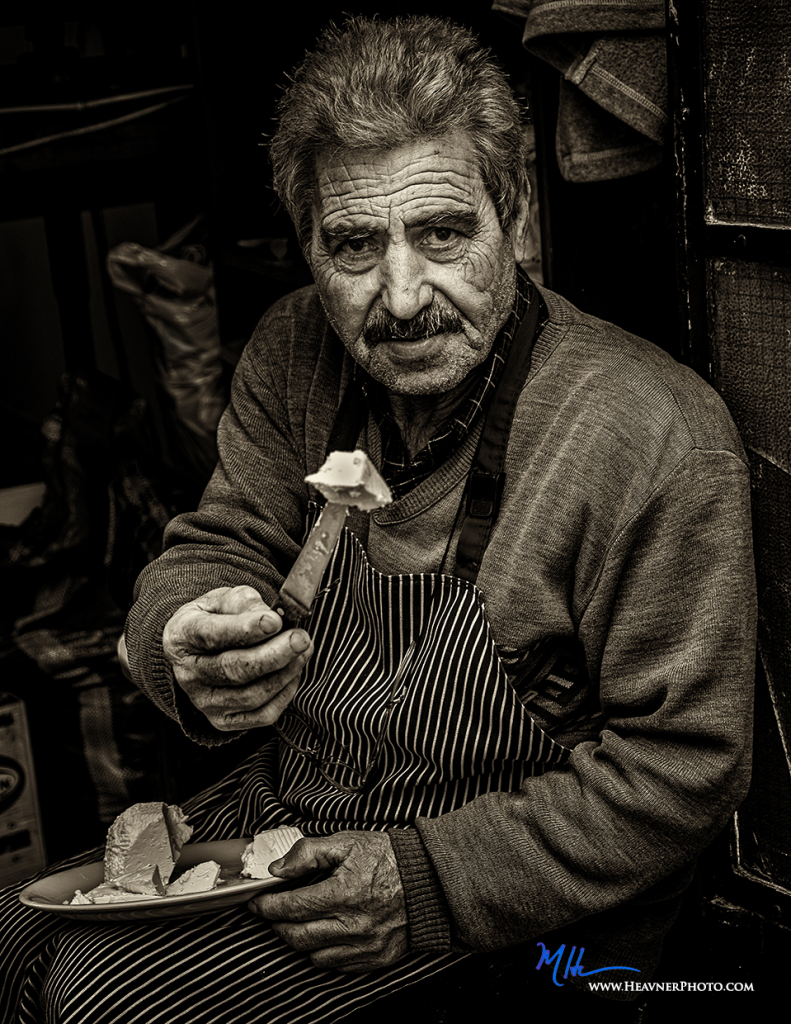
(18, 839, 288, 922)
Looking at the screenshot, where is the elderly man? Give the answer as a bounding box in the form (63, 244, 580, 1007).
(2, 14, 755, 1023)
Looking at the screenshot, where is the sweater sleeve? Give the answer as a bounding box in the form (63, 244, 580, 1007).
(401, 447, 756, 950)
(124, 303, 315, 745)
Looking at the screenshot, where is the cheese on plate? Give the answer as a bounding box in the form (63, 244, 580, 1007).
(166, 861, 222, 896)
(241, 827, 304, 879)
(104, 801, 192, 886)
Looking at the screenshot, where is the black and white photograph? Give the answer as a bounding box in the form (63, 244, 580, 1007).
(0, 2, 786, 1019)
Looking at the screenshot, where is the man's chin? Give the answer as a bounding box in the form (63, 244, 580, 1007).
(376, 333, 448, 364)
(364, 347, 484, 397)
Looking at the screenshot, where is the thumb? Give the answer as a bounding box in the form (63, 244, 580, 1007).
(268, 835, 351, 878)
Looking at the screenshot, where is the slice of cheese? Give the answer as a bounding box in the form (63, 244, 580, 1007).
(305, 451, 392, 511)
(166, 860, 221, 896)
(241, 826, 304, 879)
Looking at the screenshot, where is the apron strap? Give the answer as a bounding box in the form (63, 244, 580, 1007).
(453, 289, 541, 583)
(327, 378, 364, 454)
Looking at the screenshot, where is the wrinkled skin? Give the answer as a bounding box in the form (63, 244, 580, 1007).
(158, 135, 530, 969)
(309, 133, 529, 400)
(162, 585, 314, 732)
(249, 832, 409, 972)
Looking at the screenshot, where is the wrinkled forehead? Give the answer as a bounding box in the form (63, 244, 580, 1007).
(311, 134, 494, 227)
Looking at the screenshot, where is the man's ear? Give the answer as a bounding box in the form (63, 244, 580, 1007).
(509, 192, 532, 265)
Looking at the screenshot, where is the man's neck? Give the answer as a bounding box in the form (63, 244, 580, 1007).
(386, 374, 479, 458)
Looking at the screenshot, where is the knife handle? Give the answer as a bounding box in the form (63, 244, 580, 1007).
(276, 502, 348, 622)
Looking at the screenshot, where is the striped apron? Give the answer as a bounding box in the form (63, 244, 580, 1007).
(2, 289, 571, 1023)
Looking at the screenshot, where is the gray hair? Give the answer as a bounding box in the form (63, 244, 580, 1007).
(270, 15, 530, 251)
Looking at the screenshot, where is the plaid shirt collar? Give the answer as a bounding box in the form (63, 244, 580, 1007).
(357, 268, 534, 499)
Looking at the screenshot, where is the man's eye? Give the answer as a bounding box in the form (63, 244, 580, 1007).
(340, 237, 374, 254)
(424, 227, 459, 246)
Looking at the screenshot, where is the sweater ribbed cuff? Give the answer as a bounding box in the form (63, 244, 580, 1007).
(388, 827, 454, 952)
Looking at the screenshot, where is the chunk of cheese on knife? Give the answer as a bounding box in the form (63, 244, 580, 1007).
(305, 450, 392, 510)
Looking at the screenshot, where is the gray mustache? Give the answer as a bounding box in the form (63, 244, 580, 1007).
(362, 303, 466, 344)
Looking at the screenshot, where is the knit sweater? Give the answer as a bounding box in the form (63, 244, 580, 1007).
(126, 283, 756, 979)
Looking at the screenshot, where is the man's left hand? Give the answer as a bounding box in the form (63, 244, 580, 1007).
(248, 832, 408, 972)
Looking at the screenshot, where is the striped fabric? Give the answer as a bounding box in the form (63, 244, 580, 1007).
(1, 520, 568, 1023)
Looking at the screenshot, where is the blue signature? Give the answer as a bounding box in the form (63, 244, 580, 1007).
(535, 942, 641, 987)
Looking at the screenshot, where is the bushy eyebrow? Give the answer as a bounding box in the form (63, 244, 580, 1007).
(318, 219, 377, 248)
(414, 211, 480, 234)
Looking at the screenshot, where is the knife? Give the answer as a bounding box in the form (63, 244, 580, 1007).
(275, 451, 392, 624)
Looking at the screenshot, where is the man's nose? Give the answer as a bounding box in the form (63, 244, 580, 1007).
(378, 243, 433, 321)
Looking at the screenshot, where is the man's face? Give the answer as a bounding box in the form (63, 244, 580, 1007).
(309, 135, 529, 395)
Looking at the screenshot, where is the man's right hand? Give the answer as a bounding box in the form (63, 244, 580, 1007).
(162, 585, 313, 732)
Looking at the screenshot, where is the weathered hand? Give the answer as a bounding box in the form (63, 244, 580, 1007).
(248, 832, 409, 972)
(162, 585, 314, 731)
